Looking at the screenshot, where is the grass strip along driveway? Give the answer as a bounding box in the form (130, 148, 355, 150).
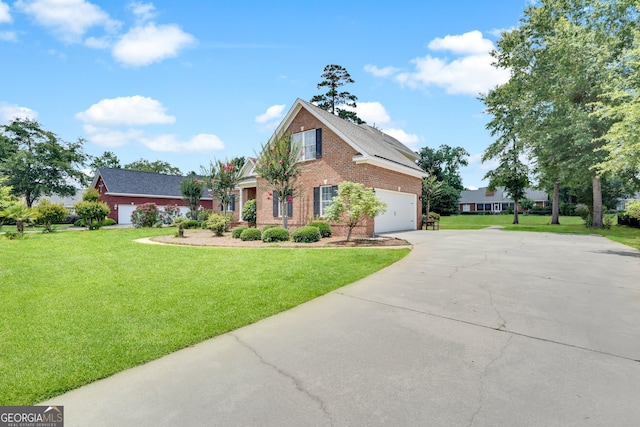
(0, 228, 409, 405)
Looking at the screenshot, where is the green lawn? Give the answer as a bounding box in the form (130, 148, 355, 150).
(439, 214, 640, 250)
(0, 228, 409, 405)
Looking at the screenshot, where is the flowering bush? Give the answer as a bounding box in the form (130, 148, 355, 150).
(162, 204, 182, 225)
(131, 203, 161, 228)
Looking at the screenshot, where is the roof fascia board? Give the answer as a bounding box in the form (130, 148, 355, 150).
(106, 192, 213, 200)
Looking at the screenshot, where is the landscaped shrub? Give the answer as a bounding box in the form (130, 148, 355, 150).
(131, 203, 161, 228)
(231, 226, 248, 238)
(292, 226, 321, 243)
(262, 226, 290, 243)
(627, 201, 640, 221)
(241, 199, 256, 227)
(35, 198, 68, 232)
(574, 203, 590, 223)
(240, 227, 262, 241)
(196, 209, 213, 222)
(74, 219, 85, 227)
(180, 219, 200, 229)
(162, 204, 182, 225)
(308, 221, 332, 238)
(560, 202, 576, 216)
(63, 214, 80, 224)
(101, 218, 116, 226)
(262, 225, 277, 232)
(206, 212, 230, 236)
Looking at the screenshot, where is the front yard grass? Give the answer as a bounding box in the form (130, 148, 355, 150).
(439, 214, 640, 250)
(0, 228, 409, 405)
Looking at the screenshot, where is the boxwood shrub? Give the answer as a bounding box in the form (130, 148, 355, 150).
(292, 226, 321, 243)
(308, 221, 332, 238)
(262, 226, 290, 243)
(181, 219, 201, 229)
(240, 228, 262, 241)
(231, 226, 248, 238)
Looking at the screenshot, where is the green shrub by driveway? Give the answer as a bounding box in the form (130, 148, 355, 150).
(292, 226, 321, 243)
(240, 228, 262, 241)
(262, 226, 290, 242)
(0, 228, 409, 405)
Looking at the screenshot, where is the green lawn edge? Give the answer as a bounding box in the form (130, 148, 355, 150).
(0, 228, 409, 405)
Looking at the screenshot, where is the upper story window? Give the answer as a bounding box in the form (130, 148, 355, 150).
(292, 128, 322, 161)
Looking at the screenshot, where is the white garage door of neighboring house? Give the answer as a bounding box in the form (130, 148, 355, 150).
(117, 204, 137, 224)
(374, 189, 417, 233)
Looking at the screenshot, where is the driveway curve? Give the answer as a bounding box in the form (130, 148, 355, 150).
(44, 229, 640, 426)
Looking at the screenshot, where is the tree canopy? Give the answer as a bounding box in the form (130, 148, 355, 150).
(310, 64, 365, 124)
(90, 151, 121, 170)
(416, 145, 469, 214)
(0, 119, 88, 207)
(124, 159, 182, 175)
(483, 0, 639, 227)
(254, 133, 303, 229)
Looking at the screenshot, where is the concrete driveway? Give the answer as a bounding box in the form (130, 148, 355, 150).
(43, 229, 640, 426)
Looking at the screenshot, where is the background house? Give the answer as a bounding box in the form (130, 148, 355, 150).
(92, 168, 225, 224)
(239, 99, 425, 237)
(459, 187, 548, 213)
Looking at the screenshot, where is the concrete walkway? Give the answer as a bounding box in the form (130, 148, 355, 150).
(43, 229, 640, 426)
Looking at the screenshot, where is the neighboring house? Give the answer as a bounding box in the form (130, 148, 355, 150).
(238, 98, 426, 237)
(617, 192, 640, 211)
(459, 187, 548, 213)
(91, 168, 231, 224)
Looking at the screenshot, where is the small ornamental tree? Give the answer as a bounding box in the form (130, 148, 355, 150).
(2, 202, 37, 233)
(0, 178, 17, 231)
(202, 158, 241, 216)
(35, 198, 67, 232)
(180, 177, 204, 219)
(324, 181, 387, 241)
(74, 188, 110, 230)
(626, 200, 640, 220)
(254, 133, 303, 229)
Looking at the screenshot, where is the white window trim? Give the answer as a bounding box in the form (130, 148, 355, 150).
(293, 129, 317, 161)
(320, 185, 334, 217)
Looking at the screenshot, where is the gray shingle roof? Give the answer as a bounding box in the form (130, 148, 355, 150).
(296, 99, 423, 173)
(95, 168, 210, 198)
(459, 187, 549, 204)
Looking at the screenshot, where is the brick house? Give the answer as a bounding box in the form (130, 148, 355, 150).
(238, 98, 425, 237)
(459, 187, 548, 213)
(91, 168, 238, 224)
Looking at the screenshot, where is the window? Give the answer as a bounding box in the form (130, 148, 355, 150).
(463, 204, 471, 212)
(320, 186, 334, 216)
(272, 191, 293, 218)
(313, 185, 338, 217)
(292, 129, 322, 160)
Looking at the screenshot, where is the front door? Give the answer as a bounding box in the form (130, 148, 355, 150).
(493, 203, 501, 213)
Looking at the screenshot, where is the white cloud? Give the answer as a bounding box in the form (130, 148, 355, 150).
(363, 64, 400, 78)
(140, 133, 224, 153)
(384, 128, 421, 147)
(0, 31, 17, 42)
(369, 30, 510, 97)
(0, 1, 11, 23)
(112, 22, 195, 67)
(82, 125, 143, 148)
(15, 0, 119, 43)
(76, 96, 175, 126)
(128, 1, 156, 24)
(427, 30, 494, 55)
(255, 104, 285, 124)
(0, 102, 38, 122)
(341, 101, 421, 148)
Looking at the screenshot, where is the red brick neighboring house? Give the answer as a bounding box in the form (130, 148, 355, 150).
(238, 99, 426, 237)
(91, 168, 231, 224)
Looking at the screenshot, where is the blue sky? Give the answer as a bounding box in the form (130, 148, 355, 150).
(0, 0, 530, 189)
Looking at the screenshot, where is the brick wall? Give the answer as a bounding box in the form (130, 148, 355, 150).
(255, 108, 422, 237)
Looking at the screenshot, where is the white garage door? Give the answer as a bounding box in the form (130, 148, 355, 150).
(117, 204, 137, 224)
(374, 189, 417, 233)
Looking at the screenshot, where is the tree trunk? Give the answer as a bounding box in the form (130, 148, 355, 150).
(513, 200, 519, 224)
(280, 200, 288, 229)
(346, 226, 353, 241)
(592, 176, 603, 228)
(16, 220, 24, 233)
(551, 180, 560, 225)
